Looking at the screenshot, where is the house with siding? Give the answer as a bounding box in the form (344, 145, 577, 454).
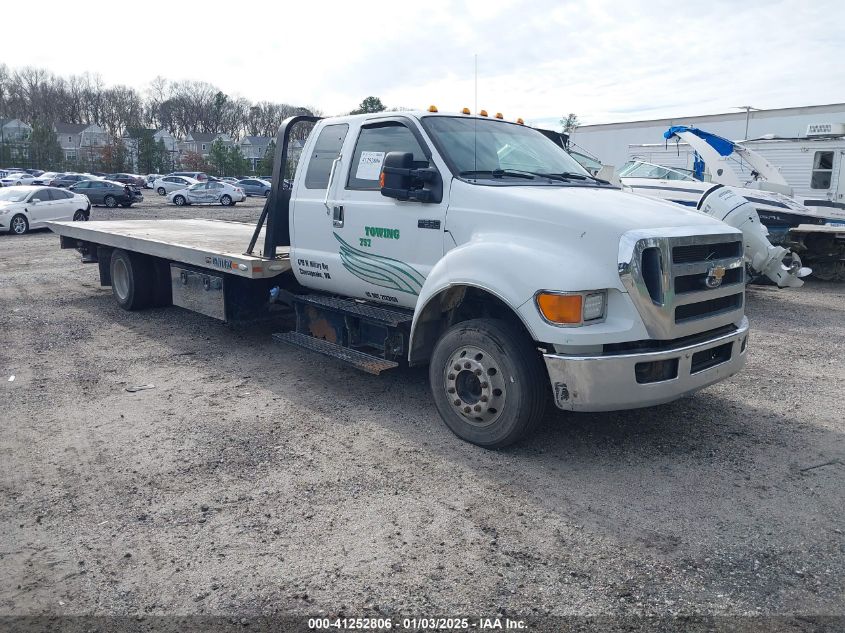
(54, 122, 111, 163)
(240, 135, 273, 172)
(180, 132, 233, 158)
(124, 128, 181, 172)
(0, 119, 33, 162)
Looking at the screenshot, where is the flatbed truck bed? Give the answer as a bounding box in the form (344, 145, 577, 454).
(47, 218, 291, 279)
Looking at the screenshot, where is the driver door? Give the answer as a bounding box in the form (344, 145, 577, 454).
(186, 183, 208, 204)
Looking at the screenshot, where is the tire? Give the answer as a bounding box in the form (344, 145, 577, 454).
(264, 190, 270, 197)
(429, 318, 547, 448)
(104, 195, 118, 208)
(110, 249, 155, 311)
(72, 210, 89, 222)
(157, 187, 166, 196)
(9, 214, 29, 235)
(220, 194, 233, 206)
(173, 195, 186, 206)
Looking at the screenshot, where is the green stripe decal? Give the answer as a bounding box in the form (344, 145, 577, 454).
(334, 233, 425, 295)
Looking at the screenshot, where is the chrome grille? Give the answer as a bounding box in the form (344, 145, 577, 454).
(619, 227, 745, 339)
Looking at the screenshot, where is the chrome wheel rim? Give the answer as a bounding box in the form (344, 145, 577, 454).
(11, 216, 26, 234)
(221, 195, 231, 206)
(113, 258, 130, 301)
(175, 196, 184, 206)
(157, 188, 165, 196)
(444, 345, 506, 427)
(105, 196, 116, 207)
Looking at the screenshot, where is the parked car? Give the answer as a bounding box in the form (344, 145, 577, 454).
(237, 178, 272, 197)
(70, 179, 143, 208)
(1, 172, 37, 186)
(167, 180, 245, 206)
(0, 186, 91, 235)
(24, 169, 44, 177)
(105, 173, 146, 188)
(145, 174, 163, 188)
(153, 175, 199, 196)
(50, 174, 92, 188)
(168, 171, 209, 182)
(32, 171, 65, 185)
(219, 177, 240, 185)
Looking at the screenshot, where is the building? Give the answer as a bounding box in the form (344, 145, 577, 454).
(54, 122, 112, 164)
(569, 102, 845, 170)
(180, 132, 233, 158)
(124, 128, 180, 172)
(240, 136, 273, 172)
(0, 118, 32, 163)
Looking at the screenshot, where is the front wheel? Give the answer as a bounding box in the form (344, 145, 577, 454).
(429, 318, 547, 448)
(173, 195, 186, 206)
(10, 214, 29, 235)
(264, 190, 270, 197)
(72, 210, 89, 221)
(156, 187, 166, 196)
(104, 195, 118, 208)
(220, 194, 233, 206)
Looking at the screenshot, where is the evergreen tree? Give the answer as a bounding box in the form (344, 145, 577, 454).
(208, 138, 230, 176)
(257, 140, 275, 177)
(29, 121, 63, 171)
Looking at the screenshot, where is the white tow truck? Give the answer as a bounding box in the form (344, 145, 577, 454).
(48, 109, 750, 447)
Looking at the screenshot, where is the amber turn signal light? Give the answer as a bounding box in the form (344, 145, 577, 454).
(536, 293, 583, 324)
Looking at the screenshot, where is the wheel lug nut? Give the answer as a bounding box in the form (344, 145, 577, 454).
(481, 382, 488, 389)
(447, 387, 455, 394)
(474, 405, 481, 412)
(463, 406, 471, 413)
(464, 362, 471, 369)
(448, 373, 455, 380)
(481, 395, 488, 402)
(454, 364, 461, 371)
(453, 399, 461, 406)
(475, 369, 482, 376)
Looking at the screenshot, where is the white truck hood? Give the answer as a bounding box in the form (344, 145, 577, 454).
(449, 182, 724, 234)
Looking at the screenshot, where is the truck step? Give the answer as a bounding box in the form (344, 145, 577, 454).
(272, 331, 399, 375)
(293, 294, 413, 327)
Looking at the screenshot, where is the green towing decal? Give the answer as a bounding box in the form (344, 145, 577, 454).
(334, 233, 425, 296)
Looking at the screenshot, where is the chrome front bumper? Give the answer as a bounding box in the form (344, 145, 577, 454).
(544, 317, 749, 412)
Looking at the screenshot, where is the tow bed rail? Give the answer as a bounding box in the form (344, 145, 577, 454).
(47, 219, 291, 279)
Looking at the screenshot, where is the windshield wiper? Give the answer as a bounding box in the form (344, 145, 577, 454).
(537, 171, 609, 184)
(459, 169, 536, 180)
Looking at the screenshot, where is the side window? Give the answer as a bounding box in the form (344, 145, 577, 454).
(811, 151, 834, 189)
(59, 189, 73, 199)
(305, 123, 349, 190)
(347, 123, 427, 190)
(210, 182, 223, 189)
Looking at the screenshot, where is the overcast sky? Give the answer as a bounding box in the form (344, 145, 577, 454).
(3, 0, 843, 129)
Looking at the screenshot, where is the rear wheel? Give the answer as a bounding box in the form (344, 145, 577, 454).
(264, 190, 270, 197)
(104, 195, 118, 208)
(72, 210, 89, 221)
(429, 318, 547, 448)
(173, 195, 186, 206)
(220, 194, 233, 206)
(10, 214, 29, 235)
(110, 249, 155, 310)
(156, 187, 166, 196)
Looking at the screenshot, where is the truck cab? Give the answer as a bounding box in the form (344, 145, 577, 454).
(275, 111, 749, 445)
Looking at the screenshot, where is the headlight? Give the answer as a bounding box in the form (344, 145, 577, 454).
(535, 290, 607, 326)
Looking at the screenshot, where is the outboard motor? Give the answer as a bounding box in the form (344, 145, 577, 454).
(697, 185, 811, 288)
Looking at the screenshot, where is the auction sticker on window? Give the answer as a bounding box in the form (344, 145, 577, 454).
(356, 151, 385, 181)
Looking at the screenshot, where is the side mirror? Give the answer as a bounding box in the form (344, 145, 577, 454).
(30, 198, 40, 204)
(380, 151, 442, 203)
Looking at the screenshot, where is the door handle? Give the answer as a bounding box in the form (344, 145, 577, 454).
(332, 205, 344, 228)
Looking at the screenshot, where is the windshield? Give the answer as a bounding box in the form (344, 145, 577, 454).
(618, 160, 695, 181)
(421, 116, 590, 180)
(0, 189, 29, 202)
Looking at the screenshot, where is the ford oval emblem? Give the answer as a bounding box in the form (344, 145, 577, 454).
(706, 264, 726, 289)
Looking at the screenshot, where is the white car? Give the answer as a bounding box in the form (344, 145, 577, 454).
(153, 175, 198, 196)
(0, 186, 91, 235)
(167, 180, 246, 207)
(1, 172, 37, 186)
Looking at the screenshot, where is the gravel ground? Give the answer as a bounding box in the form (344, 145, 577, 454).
(1, 193, 844, 626)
